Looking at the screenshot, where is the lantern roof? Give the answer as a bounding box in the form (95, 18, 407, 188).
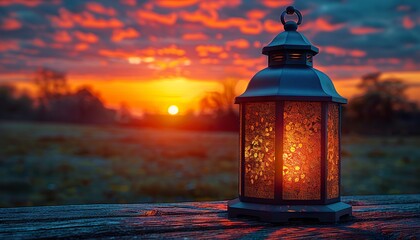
(236, 6, 347, 104)
(235, 66, 347, 103)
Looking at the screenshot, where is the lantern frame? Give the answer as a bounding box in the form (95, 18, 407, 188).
(237, 102, 341, 205)
(228, 6, 352, 223)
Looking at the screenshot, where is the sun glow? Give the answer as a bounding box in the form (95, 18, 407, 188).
(128, 57, 141, 64)
(168, 105, 179, 115)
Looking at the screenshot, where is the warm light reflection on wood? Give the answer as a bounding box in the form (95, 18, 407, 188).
(283, 101, 321, 200)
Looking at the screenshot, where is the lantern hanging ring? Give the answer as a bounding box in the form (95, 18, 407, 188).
(281, 6, 302, 25)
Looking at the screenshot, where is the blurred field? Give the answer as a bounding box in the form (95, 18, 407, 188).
(0, 121, 419, 207)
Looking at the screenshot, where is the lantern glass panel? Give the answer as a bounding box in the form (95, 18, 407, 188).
(239, 105, 243, 195)
(327, 103, 340, 199)
(244, 102, 276, 199)
(282, 101, 321, 200)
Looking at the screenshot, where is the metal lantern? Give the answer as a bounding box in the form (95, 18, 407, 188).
(228, 6, 352, 223)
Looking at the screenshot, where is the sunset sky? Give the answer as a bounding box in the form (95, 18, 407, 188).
(0, 0, 419, 115)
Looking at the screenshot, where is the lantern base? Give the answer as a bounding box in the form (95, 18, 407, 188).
(228, 198, 352, 223)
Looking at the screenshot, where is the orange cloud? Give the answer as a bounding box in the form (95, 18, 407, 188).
(53, 31, 72, 43)
(32, 38, 46, 47)
(50, 8, 75, 28)
(0, 0, 42, 7)
(74, 31, 98, 43)
(99, 49, 130, 58)
(246, 10, 266, 19)
(403, 16, 415, 29)
(144, 57, 191, 71)
(300, 18, 345, 32)
(317, 65, 378, 78)
(75, 43, 89, 51)
(350, 26, 382, 35)
(180, 10, 217, 25)
(180, 10, 262, 34)
(200, 58, 219, 64)
(182, 33, 209, 40)
(199, 0, 242, 10)
(112, 28, 140, 42)
(219, 52, 228, 59)
(140, 48, 156, 56)
(239, 20, 263, 34)
(50, 8, 123, 29)
(99, 45, 187, 60)
(348, 50, 366, 58)
(323, 46, 366, 58)
(0, 40, 18, 52)
(223, 65, 259, 78)
(136, 10, 177, 25)
(367, 58, 401, 65)
(155, 0, 199, 8)
(121, 0, 136, 6)
(261, 0, 293, 8)
(195, 45, 223, 57)
(323, 46, 347, 56)
(314, 18, 345, 32)
(157, 45, 185, 56)
(264, 19, 282, 33)
(232, 57, 265, 68)
(50, 43, 64, 49)
(1, 17, 21, 30)
(226, 39, 250, 49)
(85, 2, 116, 16)
(77, 12, 123, 28)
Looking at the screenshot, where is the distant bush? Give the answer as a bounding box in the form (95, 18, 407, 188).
(0, 85, 34, 120)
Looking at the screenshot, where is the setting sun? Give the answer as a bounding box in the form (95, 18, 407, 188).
(168, 105, 179, 115)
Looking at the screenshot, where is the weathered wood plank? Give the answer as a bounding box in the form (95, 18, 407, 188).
(0, 195, 419, 239)
(1, 195, 417, 222)
(343, 194, 420, 206)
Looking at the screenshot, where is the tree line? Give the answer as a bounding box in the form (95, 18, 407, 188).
(0, 68, 418, 135)
(343, 72, 419, 135)
(0, 68, 116, 124)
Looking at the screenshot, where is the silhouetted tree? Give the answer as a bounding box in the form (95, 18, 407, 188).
(199, 79, 237, 116)
(198, 79, 239, 131)
(33, 68, 69, 101)
(31, 68, 116, 124)
(117, 102, 132, 123)
(345, 72, 418, 134)
(33, 68, 69, 120)
(349, 72, 416, 123)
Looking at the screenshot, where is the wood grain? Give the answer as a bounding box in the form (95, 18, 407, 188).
(0, 194, 419, 239)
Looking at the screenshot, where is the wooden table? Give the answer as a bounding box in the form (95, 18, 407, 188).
(1, 194, 419, 239)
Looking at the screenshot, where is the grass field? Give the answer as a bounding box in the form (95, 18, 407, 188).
(0, 121, 419, 207)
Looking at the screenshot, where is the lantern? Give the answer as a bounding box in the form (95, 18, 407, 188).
(228, 6, 352, 223)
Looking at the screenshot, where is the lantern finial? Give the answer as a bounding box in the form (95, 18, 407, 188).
(281, 6, 302, 31)
(262, 7, 317, 57)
